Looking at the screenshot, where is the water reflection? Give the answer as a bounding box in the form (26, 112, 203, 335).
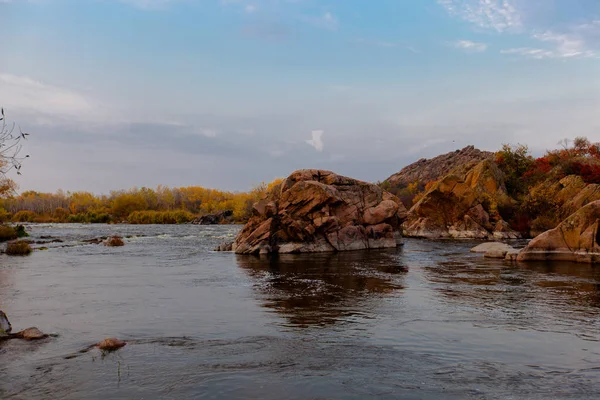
(424, 256, 600, 335)
(236, 249, 407, 327)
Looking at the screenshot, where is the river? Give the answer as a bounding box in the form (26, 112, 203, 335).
(1, 224, 599, 399)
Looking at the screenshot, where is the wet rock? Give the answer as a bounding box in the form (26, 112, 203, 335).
(103, 236, 125, 247)
(13, 327, 48, 340)
(214, 241, 233, 251)
(470, 242, 515, 254)
(0, 310, 12, 334)
(517, 200, 600, 263)
(505, 248, 520, 261)
(233, 169, 407, 254)
(83, 237, 106, 245)
(97, 337, 126, 351)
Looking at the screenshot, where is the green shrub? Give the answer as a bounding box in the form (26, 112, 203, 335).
(0, 226, 18, 242)
(6, 240, 32, 256)
(14, 225, 29, 238)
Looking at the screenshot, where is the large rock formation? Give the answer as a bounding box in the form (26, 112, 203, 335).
(517, 200, 600, 263)
(402, 160, 520, 239)
(385, 145, 493, 189)
(232, 170, 407, 254)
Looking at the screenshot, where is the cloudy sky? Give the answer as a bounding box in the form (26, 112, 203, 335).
(1, 0, 599, 193)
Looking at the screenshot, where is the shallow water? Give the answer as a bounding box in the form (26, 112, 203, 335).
(1, 224, 599, 399)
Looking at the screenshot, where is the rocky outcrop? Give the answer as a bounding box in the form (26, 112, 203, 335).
(517, 200, 600, 263)
(191, 210, 233, 225)
(232, 170, 408, 254)
(403, 160, 520, 239)
(385, 145, 493, 189)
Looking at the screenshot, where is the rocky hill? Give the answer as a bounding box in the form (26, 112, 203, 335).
(385, 145, 494, 189)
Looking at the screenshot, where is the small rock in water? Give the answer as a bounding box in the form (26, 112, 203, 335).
(470, 242, 514, 254)
(505, 248, 520, 262)
(97, 337, 126, 351)
(214, 241, 233, 252)
(0, 310, 12, 334)
(15, 327, 48, 340)
(103, 236, 125, 247)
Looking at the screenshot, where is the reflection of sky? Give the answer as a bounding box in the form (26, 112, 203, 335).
(1, 0, 599, 193)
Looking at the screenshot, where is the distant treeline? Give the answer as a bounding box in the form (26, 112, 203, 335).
(0, 180, 283, 224)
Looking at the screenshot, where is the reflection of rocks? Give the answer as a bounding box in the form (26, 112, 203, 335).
(425, 257, 600, 315)
(236, 251, 406, 326)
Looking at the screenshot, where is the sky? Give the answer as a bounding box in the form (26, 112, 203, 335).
(1, 0, 599, 193)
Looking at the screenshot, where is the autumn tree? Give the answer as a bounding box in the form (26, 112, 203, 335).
(0, 108, 29, 198)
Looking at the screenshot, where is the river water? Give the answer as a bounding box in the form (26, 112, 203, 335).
(1, 224, 599, 399)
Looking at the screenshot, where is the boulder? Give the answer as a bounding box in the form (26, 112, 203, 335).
(12, 327, 48, 340)
(517, 200, 600, 263)
(470, 242, 514, 254)
(192, 210, 233, 225)
(97, 337, 126, 351)
(403, 160, 520, 239)
(505, 248, 520, 262)
(231, 169, 408, 254)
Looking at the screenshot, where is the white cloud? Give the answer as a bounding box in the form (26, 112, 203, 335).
(306, 130, 324, 152)
(501, 30, 598, 59)
(438, 0, 522, 32)
(299, 12, 339, 31)
(454, 40, 488, 52)
(201, 128, 218, 137)
(0, 73, 92, 117)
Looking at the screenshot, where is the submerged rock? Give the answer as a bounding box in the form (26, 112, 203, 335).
(232, 169, 407, 254)
(103, 236, 125, 247)
(518, 200, 600, 263)
(214, 241, 233, 252)
(97, 337, 126, 351)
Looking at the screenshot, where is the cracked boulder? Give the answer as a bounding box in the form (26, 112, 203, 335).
(232, 169, 408, 254)
(517, 200, 600, 263)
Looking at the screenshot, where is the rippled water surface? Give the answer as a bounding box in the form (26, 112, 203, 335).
(1, 224, 600, 399)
